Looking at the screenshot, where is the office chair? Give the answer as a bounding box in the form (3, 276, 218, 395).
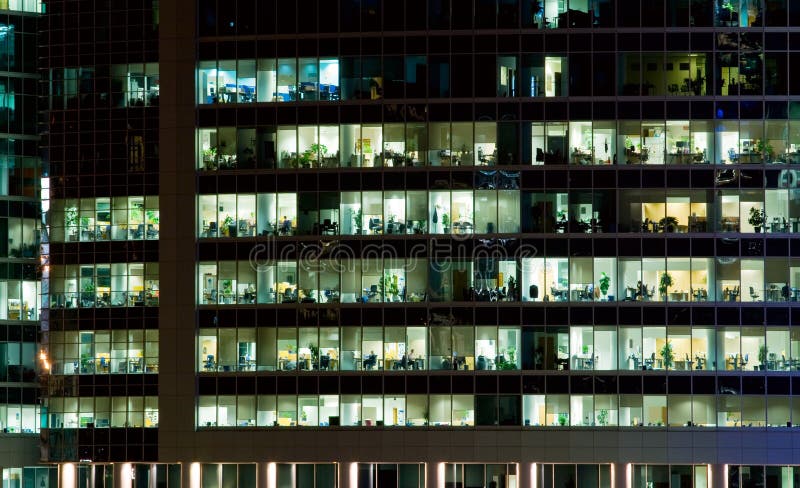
(368, 284, 379, 301)
(368, 218, 382, 234)
(749, 286, 759, 301)
(207, 221, 217, 237)
(133, 223, 145, 239)
(476, 355, 487, 370)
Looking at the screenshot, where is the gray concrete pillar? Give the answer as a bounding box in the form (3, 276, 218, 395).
(519, 462, 534, 488)
(711, 464, 727, 488)
(339, 462, 357, 488)
(613, 463, 629, 488)
(113, 463, 132, 488)
(58, 463, 77, 488)
(426, 462, 442, 488)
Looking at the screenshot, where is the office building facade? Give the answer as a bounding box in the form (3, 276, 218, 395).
(36, 0, 800, 487)
(37, 0, 162, 484)
(0, 0, 49, 486)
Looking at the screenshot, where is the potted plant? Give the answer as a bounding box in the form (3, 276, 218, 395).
(80, 352, 94, 374)
(220, 280, 233, 303)
(558, 413, 568, 426)
(81, 281, 96, 306)
(497, 348, 518, 370)
(720, 0, 735, 21)
(659, 272, 673, 299)
(353, 207, 363, 235)
(659, 216, 679, 233)
(597, 409, 609, 427)
(65, 206, 78, 241)
(441, 213, 451, 234)
(308, 344, 319, 369)
(222, 215, 235, 237)
(755, 139, 774, 162)
(748, 207, 766, 232)
(758, 344, 769, 371)
(598, 272, 611, 300)
(315, 143, 328, 163)
(202, 146, 217, 170)
(382, 273, 400, 302)
(660, 340, 674, 370)
(299, 151, 312, 169)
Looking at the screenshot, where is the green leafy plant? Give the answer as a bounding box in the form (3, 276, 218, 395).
(659, 272, 674, 297)
(220, 280, 233, 296)
(441, 213, 450, 229)
(598, 272, 611, 297)
(80, 353, 93, 373)
(597, 409, 609, 426)
(310, 143, 328, 157)
(202, 146, 217, 161)
(748, 207, 766, 230)
(721, 0, 735, 13)
(308, 343, 319, 368)
(382, 273, 400, 300)
(624, 137, 634, 149)
(659, 216, 679, 232)
(145, 210, 159, 225)
(758, 344, 769, 368)
(497, 348, 518, 370)
(81, 281, 96, 305)
(65, 206, 78, 227)
(660, 340, 674, 370)
(558, 413, 568, 426)
(353, 207, 363, 234)
(755, 139, 774, 159)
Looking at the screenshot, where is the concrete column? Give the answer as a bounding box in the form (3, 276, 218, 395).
(257, 462, 274, 488)
(711, 464, 727, 488)
(426, 462, 443, 488)
(339, 462, 357, 488)
(186, 462, 200, 488)
(613, 463, 629, 488)
(519, 462, 535, 488)
(59, 463, 77, 488)
(114, 463, 133, 488)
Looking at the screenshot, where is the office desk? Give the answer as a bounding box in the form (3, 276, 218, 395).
(668, 292, 689, 302)
(238, 361, 256, 372)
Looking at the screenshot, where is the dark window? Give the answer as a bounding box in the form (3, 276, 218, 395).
(429, 0, 451, 29)
(667, 0, 691, 26)
(642, 0, 665, 26)
(382, 0, 405, 30)
(476, 0, 498, 28)
(618, 0, 641, 26)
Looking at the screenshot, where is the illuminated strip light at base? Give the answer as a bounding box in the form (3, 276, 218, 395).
(61, 464, 75, 488)
(120, 463, 133, 488)
(532, 463, 538, 488)
(267, 462, 276, 488)
(349, 463, 358, 488)
(190, 463, 200, 488)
